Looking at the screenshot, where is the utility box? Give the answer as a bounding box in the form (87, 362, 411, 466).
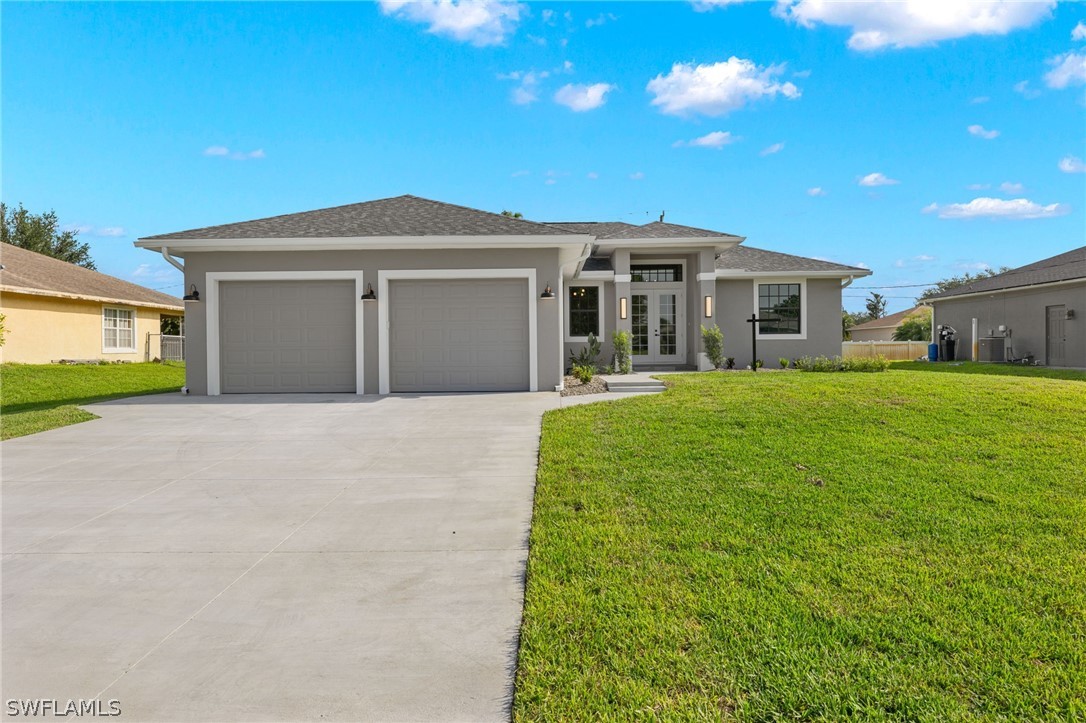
(978, 336, 1005, 363)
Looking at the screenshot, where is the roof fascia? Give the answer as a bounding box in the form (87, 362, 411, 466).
(927, 276, 1085, 303)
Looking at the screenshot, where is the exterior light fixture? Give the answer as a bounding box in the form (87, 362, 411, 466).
(1067, 309, 1076, 320)
(360, 283, 377, 301)
(541, 285, 555, 299)
(619, 297, 628, 320)
(704, 295, 713, 319)
(182, 284, 201, 302)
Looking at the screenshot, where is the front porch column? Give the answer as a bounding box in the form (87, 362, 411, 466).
(696, 249, 717, 370)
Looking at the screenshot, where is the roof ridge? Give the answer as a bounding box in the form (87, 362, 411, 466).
(399, 195, 566, 233)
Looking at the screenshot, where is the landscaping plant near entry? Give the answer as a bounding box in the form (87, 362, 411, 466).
(700, 324, 725, 370)
(569, 333, 601, 373)
(611, 330, 632, 375)
(516, 370, 1086, 719)
(778, 357, 790, 369)
(571, 363, 595, 385)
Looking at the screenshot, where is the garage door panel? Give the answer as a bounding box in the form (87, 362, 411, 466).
(389, 279, 529, 393)
(220, 280, 356, 393)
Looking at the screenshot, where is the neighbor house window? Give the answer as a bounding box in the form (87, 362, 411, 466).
(568, 286, 599, 338)
(631, 264, 683, 283)
(103, 308, 136, 351)
(758, 283, 801, 334)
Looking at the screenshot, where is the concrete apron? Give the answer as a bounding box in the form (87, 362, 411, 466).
(1, 391, 561, 722)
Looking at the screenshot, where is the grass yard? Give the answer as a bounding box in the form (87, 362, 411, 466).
(895, 360, 1086, 382)
(0, 362, 185, 440)
(516, 369, 1086, 720)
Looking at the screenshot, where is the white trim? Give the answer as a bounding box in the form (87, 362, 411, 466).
(695, 272, 717, 282)
(927, 277, 1086, 303)
(753, 278, 808, 341)
(102, 305, 138, 354)
(378, 268, 538, 395)
(613, 273, 632, 283)
(577, 270, 615, 280)
(717, 269, 871, 279)
(565, 280, 605, 342)
(205, 270, 366, 396)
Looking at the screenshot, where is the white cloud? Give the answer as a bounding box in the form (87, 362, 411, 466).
(893, 254, 936, 268)
(562, 60, 574, 73)
(673, 130, 739, 149)
(760, 142, 785, 156)
(500, 69, 549, 105)
(630, 171, 645, 180)
(691, 0, 753, 11)
(203, 145, 264, 160)
(967, 124, 999, 139)
(776, 0, 1054, 51)
(585, 12, 617, 28)
(587, 172, 599, 180)
(541, 8, 555, 24)
(999, 181, 1024, 194)
(544, 179, 557, 185)
(96, 226, 126, 237)
(1013, 80, 1041, 98)
(970, 96, 990, 104)
(378, 0, 524, 46)
(1059, 155, 1086, 173)
(807, 187, 826, 196)
(1073, 21, 1086, 41)
(966, 183, 991, 190)
(646, 57, 800, 117)
(553, 82, 614, 111)
(512, 86, 537, 104)
(922, 197, 1070, 220)
(955, 261, 993, 271)
(858, 172, 899, 187)
(511, 169, 530, 177)
(63, 224, 126, 237)
(131, 263, 179, 283)
(1044, 51, 1086, 89)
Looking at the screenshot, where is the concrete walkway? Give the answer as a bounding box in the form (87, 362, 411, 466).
(2, 392, 559, 722)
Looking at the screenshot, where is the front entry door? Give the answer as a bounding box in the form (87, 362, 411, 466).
(631, 290, 685, 364)
(1046, 305, 1066, 366)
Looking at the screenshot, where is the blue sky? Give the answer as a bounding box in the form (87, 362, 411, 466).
(4, 1, 1084, 313)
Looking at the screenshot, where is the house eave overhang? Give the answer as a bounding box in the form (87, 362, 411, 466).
(714, 269, 873, 280)
(134, 234, 594, 254)
(925, 276, 1086, 303)
(0, 284, 184, 311)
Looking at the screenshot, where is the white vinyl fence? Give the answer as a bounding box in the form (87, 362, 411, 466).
(842, 340, 929, 361)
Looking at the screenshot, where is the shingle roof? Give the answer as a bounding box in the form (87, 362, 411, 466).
(143, 195, 573, 240)
(926, 246, 1086, 300)
(849, 305, 929, 331)
(581, 256, 614, 272)
(596, 220, 740, 240)
(545, 221, 639, 237)
(715, 245, 870, 274)
(0, 243, 183, 309)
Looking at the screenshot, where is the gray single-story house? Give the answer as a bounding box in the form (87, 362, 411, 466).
(135, 195, 870, 395)
(926, 246, 1084, 367)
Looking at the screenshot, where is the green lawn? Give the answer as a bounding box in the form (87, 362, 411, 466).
(0, 362, 185, 440)
(516, 369, 1086, 720)
(895, 360, 1086, 382)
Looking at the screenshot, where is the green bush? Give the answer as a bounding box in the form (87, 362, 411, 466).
(753, 359, 764, 370)
(725, 357, 735, 370)
(844, 355, 891, 372)
(569, 333, 601, 372)
(611, 330, 633, 375)
(778, 357, 790, 369)
(795, 355, 890, 373)
(571, 363, 596, 384)
(700, 324, 725, 369)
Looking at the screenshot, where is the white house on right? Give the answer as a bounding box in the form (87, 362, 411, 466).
(927, 246, 1084, 367)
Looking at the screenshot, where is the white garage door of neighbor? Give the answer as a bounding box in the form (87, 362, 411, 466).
(220, 280, 356, 393)
(389, 279, 530, 393)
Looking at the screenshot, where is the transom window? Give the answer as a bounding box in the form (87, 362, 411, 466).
(568, 285, 599, 338)
(631, 264, 683, 283)
(758, 284, 801, 335)
(103, 308, 136, 351)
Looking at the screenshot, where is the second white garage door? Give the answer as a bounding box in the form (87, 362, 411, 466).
(389, 279, 530, 392)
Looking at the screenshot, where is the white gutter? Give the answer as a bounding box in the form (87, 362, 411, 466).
(161, 246, 185, 273)
(555, 242, 594, 391)
(841, 275, 855, 288)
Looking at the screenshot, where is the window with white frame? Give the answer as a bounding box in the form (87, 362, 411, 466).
(103, 308, 136, 351)
(567, 285, 600, 338)
(758, 283, 802, 334)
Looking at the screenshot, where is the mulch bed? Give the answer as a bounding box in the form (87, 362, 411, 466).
(560, 375, 608, 397)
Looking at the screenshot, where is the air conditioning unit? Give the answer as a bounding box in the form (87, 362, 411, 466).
(978, 337, 1005, 363)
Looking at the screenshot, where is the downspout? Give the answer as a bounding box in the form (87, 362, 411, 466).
(841, 275, 855, 289)
(555, 242, 594, 392)
(161, 246, 185, 273)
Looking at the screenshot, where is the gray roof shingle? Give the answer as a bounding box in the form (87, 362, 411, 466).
(143, 195, 574, 240)
(927, 246, 1086, 300)
(0, 243, 183, 308)
(849, 305, 928, 331)
(715, 245, 869, 274)
(545, 221, 639, 237)
(595, 220, 740, 240)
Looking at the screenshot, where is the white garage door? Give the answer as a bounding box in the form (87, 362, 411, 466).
(220, 280, 356, 393)
(389, 279, 530, 392)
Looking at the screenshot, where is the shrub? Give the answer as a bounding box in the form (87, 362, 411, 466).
(602, 364, 615, 375)
(701, 324, 725, 369)
(778, 357, 790, 369)
(795, 355, 890, 373)
(754, 359, 764, 370)
(571, 363, 595, 384)
(725, 357, 735, 370)
(569, 333, 601, 372)
(844, 355, 891, 372)
(611, 330, 633, 375)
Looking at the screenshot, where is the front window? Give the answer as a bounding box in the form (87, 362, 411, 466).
(758, 284, 801, 334)
(568, 286, 599, 338)
(103, 308, 136, 351)
(631, 264, 683, 283)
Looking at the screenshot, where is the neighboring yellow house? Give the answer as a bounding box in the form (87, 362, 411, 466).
(0, 243, 184, 364)
(849, 305, 931, 342)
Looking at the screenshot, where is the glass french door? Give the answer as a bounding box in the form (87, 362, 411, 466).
(631, 290, 685, 364)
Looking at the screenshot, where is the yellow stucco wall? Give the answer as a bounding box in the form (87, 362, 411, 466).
(0, 292, 182, 364)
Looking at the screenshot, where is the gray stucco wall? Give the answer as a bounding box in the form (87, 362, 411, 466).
(932, 282, 1085, 367)
(715, 277, 843, 368)
(563, 282, 616, 372)
(182, 248, 562, 395)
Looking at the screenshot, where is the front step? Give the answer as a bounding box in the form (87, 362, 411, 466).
(602, 377, 666, 394)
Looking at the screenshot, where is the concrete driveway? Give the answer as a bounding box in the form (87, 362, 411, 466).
(2, 392, 561, 722)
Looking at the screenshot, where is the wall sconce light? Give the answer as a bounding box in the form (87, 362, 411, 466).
(182, 284, 201, 302)
(1067, 309, 1076, 320)
(619, 297, 628, 320)
(540, 285, 556, 299)
(704, 295, 713, 319)
(360, 283, 377, 301)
